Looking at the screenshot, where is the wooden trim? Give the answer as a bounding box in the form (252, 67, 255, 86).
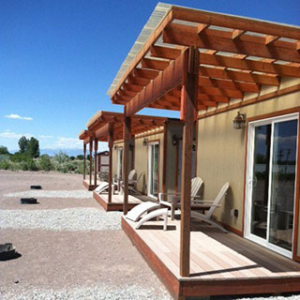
(122, 217, 180, 299)
(247, 107, 300, 123)
(198, 84, 300, 120)
(221, 222, 243, 237)
(125, 53, 185, 117)
(94, 138, 98, 187)
(89, 138, 93, 185)
(162, 122, 167, 193)
(242, 121, 249, 237)
(293, 112, 300, 261)
(175, 142, 179, 195)
(194, 119, 199, 177)
(94, 123, 109, 139)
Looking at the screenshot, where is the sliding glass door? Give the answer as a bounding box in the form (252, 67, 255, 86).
(245, 113, 298, 258)
(148, 142, 159, 198)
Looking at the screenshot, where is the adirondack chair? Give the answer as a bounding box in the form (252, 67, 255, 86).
(159, 177, 204, 220)
(126, 172, 144, 195)
(191, 182, 230, 233)
(113, 169, 136, 194)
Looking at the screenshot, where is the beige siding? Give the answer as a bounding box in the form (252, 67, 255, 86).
(196, 80, 300, 240)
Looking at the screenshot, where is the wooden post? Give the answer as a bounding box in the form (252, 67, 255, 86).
(83, 142, 86, 180)
(108, 123, 114, 204)
(179, 47, 199, 277)
(123, 109, 131, 215)
(94, 138, 98, 187)
(89, 138, 93, 186)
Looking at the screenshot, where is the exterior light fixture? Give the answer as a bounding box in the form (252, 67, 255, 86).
(113, 145, 117, 150)
(233, 112, 246, 129)
(143, 138, 148, 146)
(172, 135, 177, 146)
(129, 143, 134, 151)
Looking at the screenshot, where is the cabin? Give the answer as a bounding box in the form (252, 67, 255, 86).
(103, 3, 300, 300)
(79, 111, 187, 211)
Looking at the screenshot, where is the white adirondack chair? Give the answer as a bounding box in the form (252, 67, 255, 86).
(191, 182, 230, 232)
(113, 169, 136, 194)
(159, 177, 204, 220)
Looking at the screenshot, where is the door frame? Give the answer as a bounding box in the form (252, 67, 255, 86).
(147, 141, 160, 199)
(244, 111, 299, 259)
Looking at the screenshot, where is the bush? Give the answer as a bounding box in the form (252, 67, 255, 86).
(0, 160, 10, 170)
(10, 152, 31, 162)
(39, 155, 53, 171)
(20, 159, 38, 171)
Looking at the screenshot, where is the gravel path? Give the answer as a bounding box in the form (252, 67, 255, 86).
(0, 284, 172, 300)
(0, 208, 122, 231)
(4, 190, 93, 199)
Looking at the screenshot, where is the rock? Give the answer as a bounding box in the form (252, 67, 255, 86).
(20, 198, 39, 204)
(30, 185, 42, 190)
(0, 243, 21, 261)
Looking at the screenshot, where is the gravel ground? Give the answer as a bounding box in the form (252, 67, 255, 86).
(0, 208, 122, 231)
(1, 170, 300, 300)
(0, 284, 172, 300)
(4, 190, 93, 199)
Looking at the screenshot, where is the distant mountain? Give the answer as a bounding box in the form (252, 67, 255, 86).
(40, 148, 83, 157)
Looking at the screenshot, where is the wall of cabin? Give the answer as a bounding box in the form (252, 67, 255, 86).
(196, 77, 300, 255)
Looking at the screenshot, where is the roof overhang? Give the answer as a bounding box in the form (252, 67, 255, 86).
(79, 111, 169, 142)
(107, 3, 300, 117)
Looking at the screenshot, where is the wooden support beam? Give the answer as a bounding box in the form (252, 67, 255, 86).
(199, 66, 279, 86)
(199, 52, 300, 78)
(198, 77, 260, 93)
(171, 7, 300, 40)
(180, 47, 199, 277)
(123, 110, 131, 215)
(94, 138, 98, 187)
(122, 83, 144, 93)
(95, 123, 110, 140)
(89, 138, 93, 186)
(150, 45, 182, 60)
(126, 53, 185, 116)
(163, 23, 300, 63)
(141, 58, 170, 71)
(108, 124, 113, 204)
(199, 86, 243, 98)
(83, 143, 86, 180)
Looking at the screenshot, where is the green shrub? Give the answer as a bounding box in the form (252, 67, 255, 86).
(39, 155, 53, 171)
(0, 160, 10, 170)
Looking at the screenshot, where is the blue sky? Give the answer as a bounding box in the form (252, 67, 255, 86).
(1, 0, 299, 153)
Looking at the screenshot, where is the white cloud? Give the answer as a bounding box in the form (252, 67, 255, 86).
(5, 114, 33, 121)
(39, 135, 54, 139)
(0, 130, 33, 139)
(52, 137, 82, 149)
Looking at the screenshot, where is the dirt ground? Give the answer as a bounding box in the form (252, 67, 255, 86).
(0, 171, 170, 299)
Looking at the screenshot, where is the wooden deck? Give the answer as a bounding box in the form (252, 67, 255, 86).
(93, 192, 153, 211)
(122, 216, 300, 299)
(82, 179, 98, 191)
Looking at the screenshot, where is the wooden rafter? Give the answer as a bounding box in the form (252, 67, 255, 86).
(163, 23, 300, 63)
(199, 53, 300, 78)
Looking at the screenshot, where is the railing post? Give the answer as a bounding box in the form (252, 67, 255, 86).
(180, 47, 199, 277)
(108, 123, 114, 204)
(94, 138, 98, 187)
(89, 137, 93, 186)
(83, 142, 86, 180)
(123, 109, 131, 215)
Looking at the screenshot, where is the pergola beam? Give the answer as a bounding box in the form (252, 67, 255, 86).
(125, 53, 185, 117)
(163, 23, 300, 63)
(171, 7, 300, 40)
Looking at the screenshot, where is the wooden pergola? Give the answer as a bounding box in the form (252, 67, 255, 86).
(79, 111, 168, 202)
(107, 4, 300, 277)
